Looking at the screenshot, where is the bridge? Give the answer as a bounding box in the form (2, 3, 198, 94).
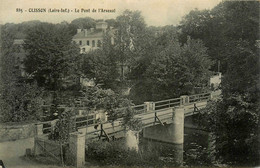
(33, 91, 220, 167)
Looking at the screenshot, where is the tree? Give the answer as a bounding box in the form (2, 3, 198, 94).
(81, 10, 151, 95)
(188, 1, 260, 166)
(0, 82, 43, 122)
(198, 95, 259, 166)
(69, 17, 96, 35)
(179, 8, 225, 72)
(81, 33, 119, 90)
(179, 1, 259, 73)
(79, 86, 134, 123)
(23, 23, 81, 92)
(145, 37, 212, 101)
(128, 25, 180, 103)
(114, 10, 147, 81)
(0, 24, 43, 122)
(221, 40, 259, 98)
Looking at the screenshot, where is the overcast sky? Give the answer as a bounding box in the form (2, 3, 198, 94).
(0, 0, 221, 26)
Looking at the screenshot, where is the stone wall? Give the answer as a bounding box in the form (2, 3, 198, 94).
(0, 123, 36, 142)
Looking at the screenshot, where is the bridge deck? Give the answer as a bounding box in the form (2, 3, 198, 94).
(82, 100, 208, 141)
(38, 92, 217, 141)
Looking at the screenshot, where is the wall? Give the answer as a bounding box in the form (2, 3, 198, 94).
(0, 123, 36, 142)
(74, 37, 103, 47)
(210, 73, 222, 89)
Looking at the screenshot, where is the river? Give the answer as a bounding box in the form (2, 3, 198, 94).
(139, 127, 212, 167)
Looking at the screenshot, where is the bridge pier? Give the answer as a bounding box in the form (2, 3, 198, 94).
(142, 107, 184, 164)
(68, 132, 86, 167)
(143, 107, 184, 144)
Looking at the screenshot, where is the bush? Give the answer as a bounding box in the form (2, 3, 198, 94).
(86, 139, 163, 167)
(0, 82, 43, 122)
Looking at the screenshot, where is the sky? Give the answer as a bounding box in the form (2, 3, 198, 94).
(0, 0, 222, 26)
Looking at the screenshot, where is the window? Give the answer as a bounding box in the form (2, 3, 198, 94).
(92, 40, 95, 47)
(79, 40, 82, 45)
(87, 40, 89, 46)
(97, 40, 101, 47)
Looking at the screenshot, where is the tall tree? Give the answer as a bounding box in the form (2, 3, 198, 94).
(69, 17, 96, 35)
(114, 10, 147, 81)
(179, 1, 259, 73)
(23, 23, 81, 110)
(146, 37, 212, 101)
(0, 24, 42, 122)
(23, 23, 81, 91)
(81, 32, 119, 90)
(191, 1, 260, 166)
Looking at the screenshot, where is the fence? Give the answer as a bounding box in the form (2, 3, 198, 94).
(154, 98, 181, 110)
(37, 92, 213, 137)
(189, 92, 211, 103)
(34, 91, 218, 167)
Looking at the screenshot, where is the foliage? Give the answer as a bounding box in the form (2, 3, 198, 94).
(81, 36, 119, 90)
(48, 109, 76, 144)
(0, 23, 43, 122)
(146, 37, 212, 101)
(129, 25, 212, 103)
(81, 11, 156, 98)
(179, 3, 259, 165)
(197, 96, 259, 166)
(86, 140, 164, 167)
(23, 23, 81, 91)
(79, 86, 135, 123)
(179, 1, 259, 72)
(0, 82, 43, 122)
(69, 17, 96, 35)
(113, 10, 147, 83)
(221, 40, 259, 98)
(121, 106, 142, 131)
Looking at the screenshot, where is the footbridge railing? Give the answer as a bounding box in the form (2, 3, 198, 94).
(33, 91, 219, 167)
(36, 92, 214, 137)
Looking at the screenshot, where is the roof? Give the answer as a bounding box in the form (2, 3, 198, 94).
(73, 29, 104, 39)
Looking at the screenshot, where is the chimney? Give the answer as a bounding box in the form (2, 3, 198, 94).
(77, 29, 82, 33)
(84, 29, 88, 37)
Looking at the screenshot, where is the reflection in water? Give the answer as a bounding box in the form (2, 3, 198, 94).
(139, 137, 183, 166)
(138, 127, 211, 167)
(184, 127, 212, 166)
(126, 130, 139, 151)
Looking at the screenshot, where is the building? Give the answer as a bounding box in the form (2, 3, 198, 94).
(72, 21, 114, 53)
(210, 72, 222, 90)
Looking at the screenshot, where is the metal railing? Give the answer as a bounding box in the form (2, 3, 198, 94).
(74, 114, 97, 129)
(189, 92, 210, 103)
(154, 98, 181, 110)
(38, 92, 214, 137)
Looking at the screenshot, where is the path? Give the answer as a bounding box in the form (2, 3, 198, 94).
(0, 138, 65, 168)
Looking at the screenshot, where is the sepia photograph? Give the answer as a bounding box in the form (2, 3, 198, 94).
(0, 0, 259, 167)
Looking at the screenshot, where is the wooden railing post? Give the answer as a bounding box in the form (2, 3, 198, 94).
(50, 119, 58, 134)
(69, 132, 86, 167)
(180, 95, 189, 106)
(35, 123, 43, 136)
(144, 102, 155, 112)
